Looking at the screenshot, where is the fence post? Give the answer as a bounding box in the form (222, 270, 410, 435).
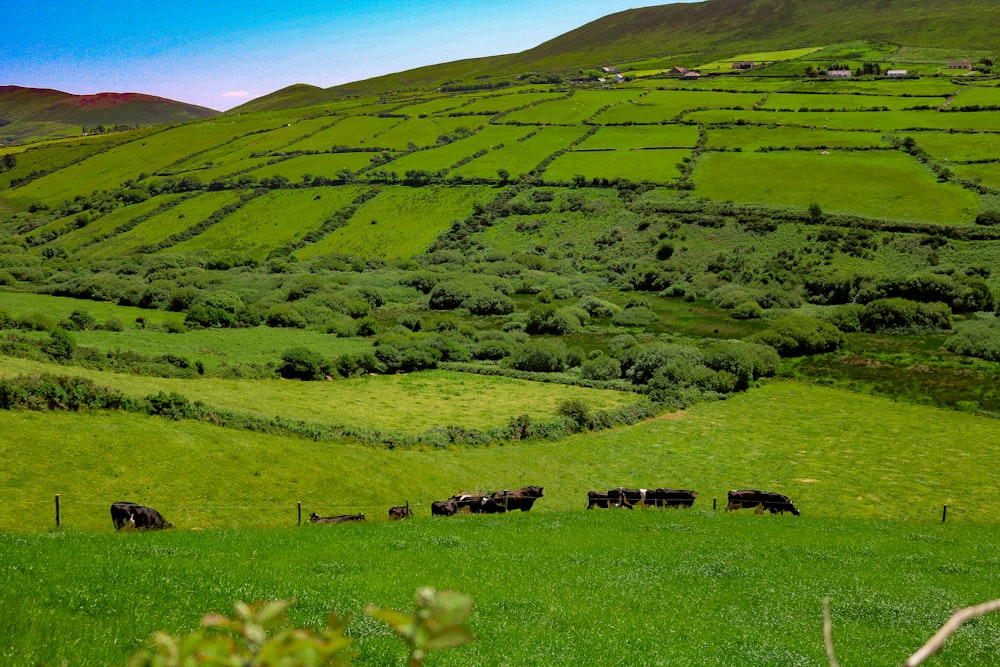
(942, 504, 947, 523)
(55, 494, 61, 528)
(504, 491, 509, 512)
(297, 501, 302, 526)
(713, 497, 717, 512)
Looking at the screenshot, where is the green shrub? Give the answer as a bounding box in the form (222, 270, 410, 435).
(826, 304, 865, 332)
(580, 354, 622, 381)
(859, 298, 952, 333)
(45, 328, 75, 361)
(943, 317, 1000, 361)
(266, 305, 307, 329)
(428, 281, 472, 310)
(577, 295, 619, 318)
(731, 300, 764, 320)
(464, 291, 516, 316)
(278, 348, 331, 381)
(508, 340, 569, 373)
(750, 314, 845, 356)
(612, 305, 657, 327)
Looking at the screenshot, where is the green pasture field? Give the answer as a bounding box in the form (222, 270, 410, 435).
(360, 116, 485, 150)
(246, 153, 375, 181)
(501, 90, 644, 125)
(389, 94, 473, 116)
(0, 290, 185, 329)
(3, 513, 998, 667)
(576, 124, 701, 150)
(455, 125, 590, 179)
(3, 379, 1000, 532)
(760, 92, 936, 111)
(369, 125, 532, 176)
(953, 162, 1000, 189)
(545, 148, 688, 183)
(287, 116, 402, 152)
(42, 194, 184, 252)
(647, 77, 790, 93)
(726, 46, 828, 62)
(455, 91, 567, 115)
(892, 46, 993, 64)
(597, 90, 765, 124)
(167, 186, 366, 259)
(6, 323, 371, 371)
(0, 356, 637, 437)
(693, 150, 980, 224)
(704, 126, 888, 150)
(294, 185, 488, 260)
(79, 191, 241, 259)
(167, 117, 337, 172)
(687, 108, 1000, 132)
(950, 85, 1000, 109)
(0, 136, 121, 191)
(908, 130, 1000, 162)
(783, 78, 962, 96)
(170, 157, 272, 182)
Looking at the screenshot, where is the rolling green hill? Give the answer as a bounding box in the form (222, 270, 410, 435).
(0, 85, 218, 144)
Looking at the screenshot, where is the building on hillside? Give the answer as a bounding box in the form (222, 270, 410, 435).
(948, 61, 972, 69)
(602, 66, 618, 74)
(669, 66, 689, 76)
(732, 61, 755, 70)
(886, 69, 908, 77)
(681, 71, 702, 80)
(827, 69, 852, 78)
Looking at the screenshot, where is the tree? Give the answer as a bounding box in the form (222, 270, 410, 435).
(809, 202, 823, 221)
(0, 153, 15, 172)
(278, 348, 331, 380)
(46, 328, 76, 361)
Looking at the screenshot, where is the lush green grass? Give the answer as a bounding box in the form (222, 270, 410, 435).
(457, 91, 566, 115)
(362, 116, 484, 150)
(785, 77, 962, 96)
(502, 90, 644, 125)
(168, 186, 364, 259)
(294, 185, 489, 260)
(454, 125, 587, 179)
(0, 291, 185, 329)
(244, 152, 375, 181)
(907, 130, 1000, 162)
(3, 380, 999, 532)
(2, 512, 999, 666)
(598, 90, 765, 124)
(688, 108, 1000, 132)
(953, 162, 1000, 189)
(949, 85, 1000, 109)
(760, 92, 936, 111)
(0, 356, 639, 436)
(545, 148, 688, 183)
(704, 126, 888, 151)
(370, 125, 525, 176)
(693, 150, 980, 223)
(290, 116, 401, 152)
(577, 124, 701, 150)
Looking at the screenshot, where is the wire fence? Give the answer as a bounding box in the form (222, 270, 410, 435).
(26, 493, 966, 530)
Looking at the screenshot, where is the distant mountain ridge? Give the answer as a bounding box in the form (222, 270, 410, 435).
(0, 85, 218, 144)
(234, 0, 1000, 112)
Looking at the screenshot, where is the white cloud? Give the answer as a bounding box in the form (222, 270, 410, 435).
(222, 90, 253, 98)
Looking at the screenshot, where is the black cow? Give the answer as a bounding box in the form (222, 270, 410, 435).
(309, 512, 366, 524)
(647, 488, 698, 508)
(606, 488, 648, 509)
(451, 494, 505, 514)
(388, 505, 413, 520)
(490, 486, 543, 512)
(110, 501, 172, 530)
(586, 491, 612, 509)
(726, 489, 800, 515)
(431, 500, 458, 516)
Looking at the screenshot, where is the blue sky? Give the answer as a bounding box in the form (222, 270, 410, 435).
(2, 1, 698, 111)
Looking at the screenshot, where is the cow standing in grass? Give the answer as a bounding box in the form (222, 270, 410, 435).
(726, 489, 800, 515)
(490, 486, 543, 512)
(110, 501, 172, 530)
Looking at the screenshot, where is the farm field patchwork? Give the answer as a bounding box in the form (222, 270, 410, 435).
(704, 126, 888, 150)
(361, 116, 486, 150)
(598, 90, 765, 124)
(759, 92, 937, 111)
(167, 186, 366, 259)
(245, 152, 375, 181)
(502, 90, 644, 125)
(0, 291, 186, 329)
(783, 78, 961, 96)
(455, 91, 567, 115)
(372, 125, 535, 176)
(687, 108, 1000, 131)
(294, 184, 488, 259)
(287, 116, 402, 152)
(577, 124, 701, 150)
(952, 162, 1000, 189)
(693, 150, 980, 223)
(78, 190, 241, 258)
(455, 124, 592, 179)
(907, 130, 1000, 162)
(948, 85, 1000, 108)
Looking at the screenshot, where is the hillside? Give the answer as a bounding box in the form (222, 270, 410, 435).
(232, 0, 1000, 107)
(0, 85, 218, 144)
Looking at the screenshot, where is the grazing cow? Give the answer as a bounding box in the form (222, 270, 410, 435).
(451, 494, 505, 514)
(431, 500, 459, 516)
(647, 488, 698, 508)
(586, 491, 613, 509)
(490, 486, 543, 512)
(726, 489, 800, 515)
(110, 501, 172, 530)
(308, 512, 366, 524)
(606, 488, 647, 509)
(388, 505, 413, 520)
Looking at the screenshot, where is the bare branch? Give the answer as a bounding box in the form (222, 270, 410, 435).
(904, 598, 1000, 667)
(823, 597, 840, 667)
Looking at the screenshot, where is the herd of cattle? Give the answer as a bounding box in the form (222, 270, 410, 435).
(110, 488, 800, 531)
